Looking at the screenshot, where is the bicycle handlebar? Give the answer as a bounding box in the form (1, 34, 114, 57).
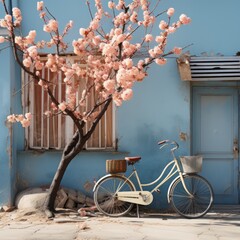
(158, 140, 179, 152)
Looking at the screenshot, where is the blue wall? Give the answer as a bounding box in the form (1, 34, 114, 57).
(0, 42, 12, 206)
(1, 0, 240, 208)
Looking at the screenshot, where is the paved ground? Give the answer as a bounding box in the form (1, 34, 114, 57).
(0, 206, 240, 240)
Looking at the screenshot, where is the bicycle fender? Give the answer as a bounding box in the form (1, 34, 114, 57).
(167, 175, 181, 203)
(92, 174, 136, 192)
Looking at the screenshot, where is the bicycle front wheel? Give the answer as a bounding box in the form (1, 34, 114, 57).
(169, 174, 213, 218)
(94, 175, 135, 217)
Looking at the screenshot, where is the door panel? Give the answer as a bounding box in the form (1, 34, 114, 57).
(192, 87, 239, 204)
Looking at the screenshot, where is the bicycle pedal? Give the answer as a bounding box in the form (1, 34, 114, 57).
(156, 189, 161, 193)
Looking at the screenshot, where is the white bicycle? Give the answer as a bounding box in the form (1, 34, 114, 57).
(93, 140, 214, 219)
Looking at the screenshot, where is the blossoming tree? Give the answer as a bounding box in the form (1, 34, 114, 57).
(0, 0, 190, 217)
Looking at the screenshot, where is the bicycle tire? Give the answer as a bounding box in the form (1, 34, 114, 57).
(94, 175, 135, 217)
(169, 174, 213, 218)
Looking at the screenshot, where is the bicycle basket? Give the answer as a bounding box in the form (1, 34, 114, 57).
(180, 156, 203, 173)
(106, 159, 127, 174)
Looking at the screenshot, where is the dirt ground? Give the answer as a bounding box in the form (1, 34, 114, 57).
(0, 208, 87, 226)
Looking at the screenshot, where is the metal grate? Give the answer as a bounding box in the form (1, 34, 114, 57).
(190, 56, 240, 81)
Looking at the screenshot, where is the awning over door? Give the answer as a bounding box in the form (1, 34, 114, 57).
(177, 56, 240, 81)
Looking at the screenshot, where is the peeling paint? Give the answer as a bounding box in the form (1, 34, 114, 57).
(83, 181, 94, 192)
(179, 132, 188, 141)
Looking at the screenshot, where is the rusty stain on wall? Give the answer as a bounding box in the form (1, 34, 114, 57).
(179, 132, 188, 141)
(83, 181, 94, 192)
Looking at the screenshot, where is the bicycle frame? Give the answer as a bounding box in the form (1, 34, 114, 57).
(125, 157, 192, 197)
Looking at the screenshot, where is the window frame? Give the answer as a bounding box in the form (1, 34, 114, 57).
(22, 55, 116, 151)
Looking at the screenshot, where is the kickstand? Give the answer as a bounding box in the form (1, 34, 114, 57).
(136, 204, 140, 218)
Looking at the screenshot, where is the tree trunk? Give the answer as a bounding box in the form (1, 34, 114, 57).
(43, 98, 112, 218)
(43, 154, 77, 217)
(44, 132, 85, 218)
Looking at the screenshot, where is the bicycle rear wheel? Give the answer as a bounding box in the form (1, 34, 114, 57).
(169, 174, 213, 218)
(94, 175, 135, 217)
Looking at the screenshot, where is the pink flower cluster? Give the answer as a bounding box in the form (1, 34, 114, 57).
(12, 7, 22, 26)
(7, 113, 32, 128)
(0, 7, 22, 30)
(1, 0, 191, 124)
(43, 19, 58, 33)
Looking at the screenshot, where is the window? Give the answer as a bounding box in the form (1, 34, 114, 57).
(23, 56, 115, 150)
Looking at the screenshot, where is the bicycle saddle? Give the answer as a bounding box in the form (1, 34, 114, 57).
(125, 156, 141, 165)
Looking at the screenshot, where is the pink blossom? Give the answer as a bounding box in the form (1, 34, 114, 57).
(28, 30, 37, 39)
(168, 26, 176, 34)
(43, 25, 51, 33)
(92, 35, 101, 45)
(155, 35, 164, 43)
(44, 111, 52, 117)
(45, 55, 55, 68)
(21, 119, 31, 128)
(102, 44, 117, 57)
(145, 58, 150, 64)
(117, 34, 125, 43)
(136, 70, 146, 81)
(116, 2, 124, 11)
(68, 20, 73, 28)
(5, 14, 12, 22)
(12, 7, 21, 19)
(108, 1, 115, 9)
(27, 46, 38, 58)
(137, 60, 144, 69)
(39, 12, 46, 19)
(7, 115, 16, 123)
(23, 57, 32, 68)
(15, 114, 24, 122)
(48, 19, 58, 32)
(122, 40, 130, 48)
(123, 58, 133, 69)
(25, 30, 36, 44)
(153, 46, 163, 55)
(90, 19, 99, 30)
(114, 28, 122, 35)
(51, 102, 58, 110)
(25, 112, 32, 120)
(15, 36, 23, 46)
(121, 89, 133, 101)
(0, 19, 7, 28)
(145, 34, 153, 42)
(0, 36, 4, 43)
(167, 8, 175, 17)
(113, 97, 122, 106)
(159, 20, 168, 30)
(130, 11, 138, 23)
(37, 1, 44, 11)
(155, 58, 167, 65)
(38, 79, 44, 87)
(35, 61, 43, 70)
(79, 28, 87, 37)
(59, 102, 67, 112)
(148, 49, 156, 58)
(173, 47, 182, 55)
(179, 14, 191, 24)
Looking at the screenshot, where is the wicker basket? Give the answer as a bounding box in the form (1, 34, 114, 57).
(180, 156, 203, 173)
(106, 159, 127, 174)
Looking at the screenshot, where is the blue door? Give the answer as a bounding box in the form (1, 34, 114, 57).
(192, 87, 239, 204)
